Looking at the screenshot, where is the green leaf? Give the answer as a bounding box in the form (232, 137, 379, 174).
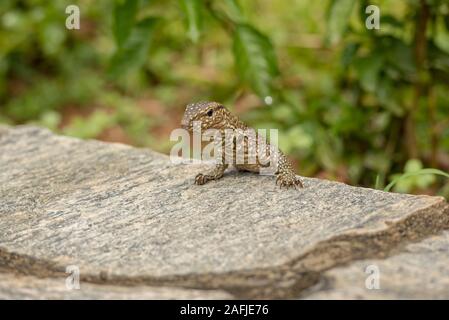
(341, 42, 359, 68)
(113, 0, 139, 48)
(380, 15, 403, 28)
(429, 42, 449, 72)
(232, 24, 279, 98)
(353, 54, 383, 92)
(385, 168, 448, 192)
(38, 22, 66, 55)
(63, 110, 117, 139)
(38, 110, 61, 131)
(179, 0, 202, 43)
(326, 0, 356, 45)
(287, 125, 313, 151)
(108, 17, 158, 77)
(444, 15, 449, 31)
(376, 76, 404, 116)
(364, 151, 390, 174)
(404, 159, 423, 173)
(315, 129, 342, 171)
(223, 0, 245, 23)
(388, 39, 416, 75)
(374, 174, 382, 190)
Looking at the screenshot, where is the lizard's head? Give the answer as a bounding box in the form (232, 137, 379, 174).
(181, 101, 229, 131)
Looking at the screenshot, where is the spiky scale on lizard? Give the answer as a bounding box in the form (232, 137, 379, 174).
(181, 101, 304, 190)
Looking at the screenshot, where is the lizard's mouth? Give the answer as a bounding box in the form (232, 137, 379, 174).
(181, 117, 195, 131)
(181, 122, 191, 130)
(181, 119, 189, 129)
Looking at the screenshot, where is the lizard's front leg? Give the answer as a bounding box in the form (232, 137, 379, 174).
(275, 152, 304, 189)
(194, 164, 228, 185)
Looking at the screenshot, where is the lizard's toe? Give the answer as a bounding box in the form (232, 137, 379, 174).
(194, 173, 207, 185)
(276, 175, 281, 185)
(295, 177, 304, 188)
(276, 174, 303, 190)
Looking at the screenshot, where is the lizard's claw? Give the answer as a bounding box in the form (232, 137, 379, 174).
(194, 165, 227, 186)
(194, 173, 208, 185)
(276, 174, 303, 190)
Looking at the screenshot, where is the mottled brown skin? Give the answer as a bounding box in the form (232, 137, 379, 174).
(181, 101, 304, 189)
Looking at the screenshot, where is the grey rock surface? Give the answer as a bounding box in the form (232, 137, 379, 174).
(304, 230, 449, 299)
(0, 273, 231, 300)
(0, 125, 448, 299)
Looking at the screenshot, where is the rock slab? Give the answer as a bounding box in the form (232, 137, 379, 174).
(0, 125, 448, 299)
(304, 230, 449, 299)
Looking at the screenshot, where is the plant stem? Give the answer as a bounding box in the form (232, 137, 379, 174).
(406, 0, 430, 160)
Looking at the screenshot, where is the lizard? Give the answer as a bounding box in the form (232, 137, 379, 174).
(181, 101, 304, 190)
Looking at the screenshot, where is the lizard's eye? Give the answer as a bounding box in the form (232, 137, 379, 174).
(207, 109, 213, 117)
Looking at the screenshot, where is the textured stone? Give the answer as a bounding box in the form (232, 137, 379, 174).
(303, 230, 449, 299)
(0, 125, 448, 299)
(0, 273, 231, 299)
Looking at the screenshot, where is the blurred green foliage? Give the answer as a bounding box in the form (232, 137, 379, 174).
(0, 0, 448, 196)
(385, 159, 449, 193)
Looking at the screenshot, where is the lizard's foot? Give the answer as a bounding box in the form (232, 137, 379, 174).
(276, 173, 304, 190)
(194, 173, 208, 185)
(194, 173, 217, 185)
(194, 164, 227, 185)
